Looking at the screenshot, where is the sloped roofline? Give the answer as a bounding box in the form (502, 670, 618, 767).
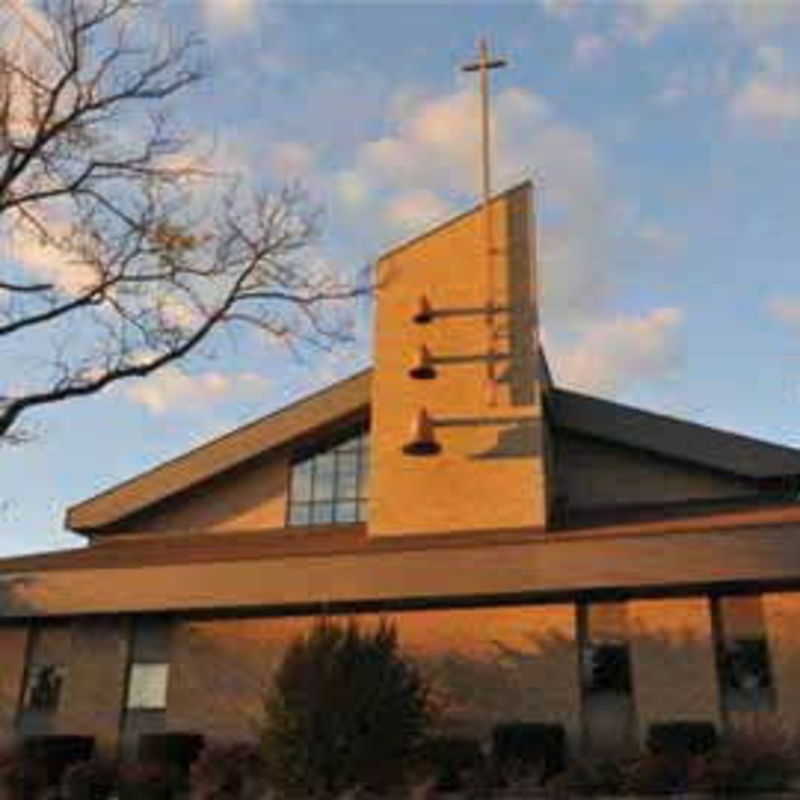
(66, 369, 371, 533)
(548, 387, 800, 479)
(68, 360, 800, 534)
(377, 180, 533, 262)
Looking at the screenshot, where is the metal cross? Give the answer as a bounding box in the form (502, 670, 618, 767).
(462, 38, 507, 210)
(462, 38, 507, 403)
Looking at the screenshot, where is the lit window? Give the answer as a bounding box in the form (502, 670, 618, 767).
(24, 665, 65, 711)
(713, 595, 775, 710)
(126, 663, 169, 710)
(287, 429, 369, 526)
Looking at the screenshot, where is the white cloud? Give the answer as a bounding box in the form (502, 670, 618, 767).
(6, 220, 98, 295)
(767, 296, 800, 326)
(539, 0, 581, 19)
(553, 308, 684, 394)
(732, 78, 800, 124)
(615, 0, 695, 43)
(730, 43, 800, 130)
(201, 0, 257, 34)
(572, 34, 610, 68)
(385, 189, 453, 232)
(637, 223, 687, 254)
(335, 170, 372, 212)
(338, 83, 613, 320)
(269, 141, 317, 179)
(125, 366, 269, 414)
(725, 1, 800, 35)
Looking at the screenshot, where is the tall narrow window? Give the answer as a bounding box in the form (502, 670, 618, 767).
(713, 595, 775, 711)
(579, 602, 635, 755)
(124, 618, 172, 712)
(287, 428, 369, 526)
(24, 665, 65, 712)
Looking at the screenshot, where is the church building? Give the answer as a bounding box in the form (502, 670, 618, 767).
(3, 181, 800, 767)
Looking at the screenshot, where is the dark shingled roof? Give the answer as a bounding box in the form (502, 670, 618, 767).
(548, 388, 800, 479)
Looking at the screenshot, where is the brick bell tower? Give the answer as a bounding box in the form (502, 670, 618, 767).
(367, 37, 547, 538)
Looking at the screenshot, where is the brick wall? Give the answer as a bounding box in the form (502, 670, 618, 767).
(0, 624, 28, 749)
(628, 597, 721, 743)
(60, 617, 129, 758)
(763, 591, 800, 733)
(167, 603, 582, 751)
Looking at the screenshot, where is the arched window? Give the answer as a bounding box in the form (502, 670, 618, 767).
(287, 428, 369, 526)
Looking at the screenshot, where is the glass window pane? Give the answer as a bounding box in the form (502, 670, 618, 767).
(356, 501, 368, 522)
(291, 459, 313, 502)
(25, 665, 65, 711)
(336, 434, 362, 453)
(314, 453, 336, 501)
(127, 663, 169, 709)
(336, 453, 360, 498)
(312, 502, 335, 524)
(335, 501, 358, 523)
(288, 503, 311, 527)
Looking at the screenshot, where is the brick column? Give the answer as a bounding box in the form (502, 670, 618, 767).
(60, 618, 130, 759)
(763, 591, 800, 732)
(0, 624, 28, 748)
(628, 597, 721, 745)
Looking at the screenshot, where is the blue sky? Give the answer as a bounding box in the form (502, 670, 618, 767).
(3, 0, 800, 556)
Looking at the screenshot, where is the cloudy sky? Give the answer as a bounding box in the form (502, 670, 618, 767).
(2, 0, 800, 556)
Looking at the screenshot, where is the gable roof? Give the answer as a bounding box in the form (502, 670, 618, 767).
(67, 362, 800, 535)
(66, 369, 371, 533)
(548, 388, 800, 479)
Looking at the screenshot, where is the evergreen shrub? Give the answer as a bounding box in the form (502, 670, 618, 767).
(261, 617, 430, 798)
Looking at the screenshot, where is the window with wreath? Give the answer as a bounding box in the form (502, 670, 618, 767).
(24, 664, 65, 711)
(714, 595, 775, 710)
(287, 428, 369, 526)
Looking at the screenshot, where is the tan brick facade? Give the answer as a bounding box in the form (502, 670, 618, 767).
(628, 597, 721, 742)
(0, 624, 28, 748)
(59, 618, 130, 758)
(763, 591, 800, 733)
(370, 183, 547, 537)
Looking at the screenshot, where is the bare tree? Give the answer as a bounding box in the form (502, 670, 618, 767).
(0, 0, 361, 442)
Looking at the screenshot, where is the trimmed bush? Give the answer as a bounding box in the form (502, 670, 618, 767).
(61, 759, 117, 800)
(546, 757, 627, 798)
(492, 722, 566, 783)
(709, 722, 796, 794)
(418, 736, 484, 792)
(189, 741, 266, 800)
(261, 617, 431, 798)
(647, 721, 718, 756)
(117, 760, 174, 800)
(621, 752, 711, 795)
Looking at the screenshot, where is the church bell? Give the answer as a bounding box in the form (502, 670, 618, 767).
(402, 407, 441, 456)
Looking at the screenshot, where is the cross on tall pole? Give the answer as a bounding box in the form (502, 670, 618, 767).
(462, 37, 507, 404)
(462, 38, 506, 213)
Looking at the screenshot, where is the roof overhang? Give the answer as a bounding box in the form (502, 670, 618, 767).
(66, 369, 371, 533)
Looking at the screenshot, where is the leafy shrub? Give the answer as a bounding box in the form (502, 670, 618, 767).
(60, 759, 117, 800)
(492, 722, 566, 783)
(621, 752, 711, 795)
(117, 760, 174, 800)
(189, 742, 266, 800)
(0, 744, 49, 800)
(647, 721, 718, 756)
(417, 736, 485, 792)
(261, 617, 431, 798)
(709, 721, 796, 794)
(546, 757, 628, 798)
